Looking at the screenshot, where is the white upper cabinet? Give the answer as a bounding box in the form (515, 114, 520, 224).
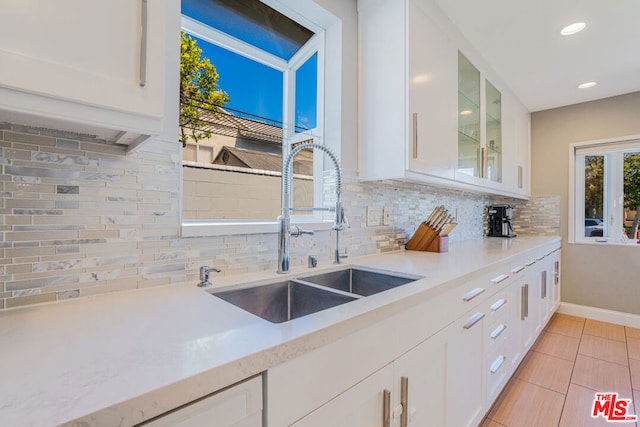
(0, 0, 177, 150)
(358, 0, 530, 199)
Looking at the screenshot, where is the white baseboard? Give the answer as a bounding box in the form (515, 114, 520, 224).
(558, 302, 640, 328)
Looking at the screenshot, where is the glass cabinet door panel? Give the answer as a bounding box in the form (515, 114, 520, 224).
(458, 52, 481, 177)
(485, 79, 502, 182)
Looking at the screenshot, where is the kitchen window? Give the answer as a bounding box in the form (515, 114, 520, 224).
(570, 137, 640, 244)
(180, 0, 340, 237)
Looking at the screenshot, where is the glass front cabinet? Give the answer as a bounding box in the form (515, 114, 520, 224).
(457, 51, 502, 184)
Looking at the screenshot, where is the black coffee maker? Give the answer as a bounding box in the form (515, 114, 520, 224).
(488, 205, 516, 238)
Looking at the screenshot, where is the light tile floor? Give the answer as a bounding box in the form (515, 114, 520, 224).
(483, 314, 640, 427)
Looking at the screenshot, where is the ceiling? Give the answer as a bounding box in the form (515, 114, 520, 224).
(434, 0, 640, 112)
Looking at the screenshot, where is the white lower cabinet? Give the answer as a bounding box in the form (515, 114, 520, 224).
(141, 376, 262, 427)
(269, 244, 561, 427)
(291, 364, 395, 427)
(292, 330, 447, 427)
(444, 307, 486, 427)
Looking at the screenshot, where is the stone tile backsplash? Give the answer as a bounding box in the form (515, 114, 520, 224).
(0, 123, 559, 309)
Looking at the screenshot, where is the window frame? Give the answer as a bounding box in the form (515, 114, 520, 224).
(179, 0, 340, 237)
(569, 135, 640, 245)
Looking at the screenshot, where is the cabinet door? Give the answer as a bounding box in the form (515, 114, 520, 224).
(408, 0, 458, 179)
(0, 0, 166, 123)
(393, 329, 447, 426)
(509, 276, 526, 372)
(292, 364, 395, 427)
(143, 376, 262, 427)
(445, 308, 486, 427)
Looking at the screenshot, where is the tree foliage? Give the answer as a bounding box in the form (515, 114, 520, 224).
(180, 32, 230, 144)
(624, 153, 640, 238)
(584, 155, 604, 219)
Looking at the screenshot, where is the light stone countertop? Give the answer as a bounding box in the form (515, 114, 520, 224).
(0, 236, 560, 427)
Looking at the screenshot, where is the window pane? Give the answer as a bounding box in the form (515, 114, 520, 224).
(182, 0, 314, 60)
(584, 155, 604, 237)
(191, 37, 283, 121)
(295, 53, 318, 132)
(292, 143, 314, 214)
(624, 152, 640, 238)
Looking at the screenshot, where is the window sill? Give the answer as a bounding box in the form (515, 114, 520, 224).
(181, 219, 334, 238)
(569, 239, 640, 247)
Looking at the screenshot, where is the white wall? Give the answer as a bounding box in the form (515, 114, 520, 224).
(531, 91, 640, 315)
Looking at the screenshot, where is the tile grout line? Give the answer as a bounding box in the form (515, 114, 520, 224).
(555, 314, 586, 426)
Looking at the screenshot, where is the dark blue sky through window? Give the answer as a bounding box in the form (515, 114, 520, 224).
(182, 0, 318, 129)
(194, 36, 284, 122)
(295, 53, 317, 130)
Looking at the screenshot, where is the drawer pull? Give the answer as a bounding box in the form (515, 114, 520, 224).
(491, 299, 507, 312)
(139, 0, 148, 87)
(511, 265, 525, 274)
(490, 324, 507, 339)
(536, 255, 545, 261)
(463, 312, 485, 330)
(525, 259, 536, 266)
(491, 274, 510, 284)
(490, 355, 506, 373)
(383, 389, 391, 427)
(462, 287, 485, 302)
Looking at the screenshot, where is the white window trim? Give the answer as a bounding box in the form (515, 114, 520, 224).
(568, 134, 640, 245)
(179, 0, 341, 237)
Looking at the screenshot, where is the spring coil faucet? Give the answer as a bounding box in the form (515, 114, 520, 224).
(277, 143, 348, 273)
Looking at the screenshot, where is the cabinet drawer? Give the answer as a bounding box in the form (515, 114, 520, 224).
(141, 376, 262, 427)
(486, 350, 509, 404)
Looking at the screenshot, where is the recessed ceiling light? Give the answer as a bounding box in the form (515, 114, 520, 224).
(460, 110, 473, 115)
(578, 81, 597, 89)
(561, 22, 586, 36)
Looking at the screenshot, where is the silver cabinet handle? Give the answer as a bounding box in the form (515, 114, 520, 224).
(400, 376, 408, 427)
(490, 324, 507, 339)
(511, 265, 525, 274)
(139, 0, 148, 87)
(518, 165, 523, 189)
(536, 255, 545, 261)
(491, 274, 510, 284)
(520, 286, 526, 320)
(524, 284, 529, 318)
(463, 312, 485, 329)
(525, 259, 536, 267)
(462, 287, 486, 302)
(541, 271, 547, 299)
(490, 355, 506, 373)
(383, 389, 391, 427)
(491, 298, 507, 312)
(412, 112, 418, 159)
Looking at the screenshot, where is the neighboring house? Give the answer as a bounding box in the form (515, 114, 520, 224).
(181, 106, 314, 220)
(182, 107, 287, 163)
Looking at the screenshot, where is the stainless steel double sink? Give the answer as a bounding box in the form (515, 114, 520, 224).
(210, 267, 422, 323)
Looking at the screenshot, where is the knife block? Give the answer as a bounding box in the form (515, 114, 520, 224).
(405, 223, 449, 253)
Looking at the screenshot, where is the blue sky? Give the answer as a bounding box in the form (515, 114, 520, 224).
(183, 0, 317, 130)
(194, 36, 317, 131)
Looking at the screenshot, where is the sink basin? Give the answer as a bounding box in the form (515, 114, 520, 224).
(211, 281, 358, 323)
(300, 267, 419, 296)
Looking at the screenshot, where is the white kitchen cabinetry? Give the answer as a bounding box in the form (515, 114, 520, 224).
(269, 243, 560, 427)
(358, 0, 457, 183)
(293, 332, 447, 427)
(141, 376, 262, 427)
(0, 0, 176, 150)
(444, 307, 487, 427)
(358, 0, 530, 199)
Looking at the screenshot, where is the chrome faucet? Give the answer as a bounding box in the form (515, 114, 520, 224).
(277, 143, 348, 273)
(198, 265, 221, 287)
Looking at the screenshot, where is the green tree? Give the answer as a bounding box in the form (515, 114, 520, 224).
(584, 155, 604, 219)
(624, 153, 640, 238)
(180, 32, 230, 145)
